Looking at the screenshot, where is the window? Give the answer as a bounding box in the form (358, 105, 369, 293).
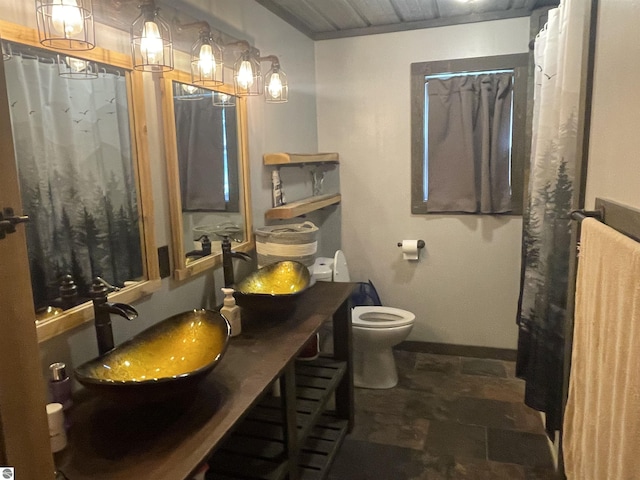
(411, 54, 529, 215)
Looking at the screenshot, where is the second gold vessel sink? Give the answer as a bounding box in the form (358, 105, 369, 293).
(75, 309, 230, 403)
(233, 260, 311, 314)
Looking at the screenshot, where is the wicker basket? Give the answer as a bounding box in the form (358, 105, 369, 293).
(255, 221, 318, 268)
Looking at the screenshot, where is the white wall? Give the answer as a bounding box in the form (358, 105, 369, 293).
(0, 1, 319, 376)
(585, 0, 640, 210)
(315, 18, 530, 349)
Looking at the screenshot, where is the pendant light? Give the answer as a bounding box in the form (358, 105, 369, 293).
(263, 56, 288, 103)
(181, 84, 200, 95)
(131, 1, 173, 73)
(177, 83, 205, 101)
(57, 54, 98, 79)
(233, 45, 262, 96)
(212, 91, 236, 107)
(191, 26, 224, 86)
(35, 0, 95, 51)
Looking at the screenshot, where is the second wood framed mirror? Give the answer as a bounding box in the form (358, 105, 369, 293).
(161, 70, 253, 281)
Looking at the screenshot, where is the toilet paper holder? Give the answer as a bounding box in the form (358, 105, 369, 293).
(397, 240, 425, 249)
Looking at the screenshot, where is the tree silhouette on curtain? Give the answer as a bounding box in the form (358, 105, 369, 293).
(516, 0, 588, 436)
(4, 44, 143, 310)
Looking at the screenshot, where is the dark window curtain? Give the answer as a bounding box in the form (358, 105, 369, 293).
(175, 97, 227, 211)
(426, 73, 513, 213)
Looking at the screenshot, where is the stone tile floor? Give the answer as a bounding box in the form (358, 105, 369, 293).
(328, 349, 561, 480)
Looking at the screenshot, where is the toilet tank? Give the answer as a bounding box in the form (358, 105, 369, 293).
(312, 251, 351, 282)
(313, 257, 333, 282)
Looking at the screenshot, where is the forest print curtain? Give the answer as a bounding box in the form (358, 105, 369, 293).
(516, 0, 588, 435)
(4, 49, 142, 310)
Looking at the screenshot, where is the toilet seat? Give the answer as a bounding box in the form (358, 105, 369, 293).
(352, 306, 415, 329)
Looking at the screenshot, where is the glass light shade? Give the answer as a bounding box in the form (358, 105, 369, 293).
(173, 82, 205, 101)
(35, 0, 95, 51)
(212, 91, 236, 107)
(233, 51, 262, 96)
(57, 54, 98, 79)
(265, 67, 288, 103)
(131, 4, 173, 73)
(190, 32, 223, 86)
(182, 84, 200, 95)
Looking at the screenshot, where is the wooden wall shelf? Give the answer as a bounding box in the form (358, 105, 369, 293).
(265, 193, 341, 220)
(263, 152, 339, 166)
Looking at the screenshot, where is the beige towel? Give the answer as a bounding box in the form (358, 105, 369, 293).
(563, 218, 640, 479)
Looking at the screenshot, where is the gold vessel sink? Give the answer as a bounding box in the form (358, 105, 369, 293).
(75, 309, 230, 404)
(233, 261, 311, 313)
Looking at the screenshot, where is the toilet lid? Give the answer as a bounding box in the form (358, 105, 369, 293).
(352, 306, 415, 328)
(333, 250, 350, 282)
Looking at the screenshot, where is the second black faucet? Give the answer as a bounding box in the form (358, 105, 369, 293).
(221, 235, 251, 287)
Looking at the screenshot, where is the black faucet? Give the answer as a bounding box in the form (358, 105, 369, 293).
(58, 274, 80, 310)
(185, 235, 212, 260)
(89, 277, 138, 356)
(221, 235, 251, 287)
(49, 274, 85, 310)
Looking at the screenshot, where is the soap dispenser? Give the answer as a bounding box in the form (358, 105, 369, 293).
(221, 287, 241, 337)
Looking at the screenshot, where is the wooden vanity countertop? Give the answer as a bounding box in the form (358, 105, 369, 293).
(56, 281, 354, 480)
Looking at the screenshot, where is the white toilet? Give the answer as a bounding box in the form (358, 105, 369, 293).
(313, 251, 415, 389)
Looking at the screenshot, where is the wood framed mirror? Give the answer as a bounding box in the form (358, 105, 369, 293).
(0, 20, 160, 342)
(161, 69, 253, 281)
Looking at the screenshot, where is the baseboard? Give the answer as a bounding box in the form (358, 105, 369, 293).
(395, 341, 517, 362)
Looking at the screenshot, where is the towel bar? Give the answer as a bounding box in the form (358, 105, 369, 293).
(570, 208, 604, 222)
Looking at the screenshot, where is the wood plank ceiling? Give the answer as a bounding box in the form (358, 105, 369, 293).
(253, 0, 559, 40)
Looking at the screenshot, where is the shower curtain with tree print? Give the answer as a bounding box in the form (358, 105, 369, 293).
(516, 0, 588, 435)
(4, 49, 142, 310)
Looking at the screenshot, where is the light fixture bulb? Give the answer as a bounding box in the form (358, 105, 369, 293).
(182, 84, 199, 94)
(198, 43, 215, 76)
(237, 59, 254, 89)
(267, 72, 283, 99)
(213, 92, 233, 106)
(51, 0, 83, 37)
(140, 20, 163, 64)
(67, 56, 86, 72)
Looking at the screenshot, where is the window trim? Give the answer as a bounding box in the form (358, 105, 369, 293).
(411, 53, 530, 215)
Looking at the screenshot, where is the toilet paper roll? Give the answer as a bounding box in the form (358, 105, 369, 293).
(401, 240, 420, 261)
